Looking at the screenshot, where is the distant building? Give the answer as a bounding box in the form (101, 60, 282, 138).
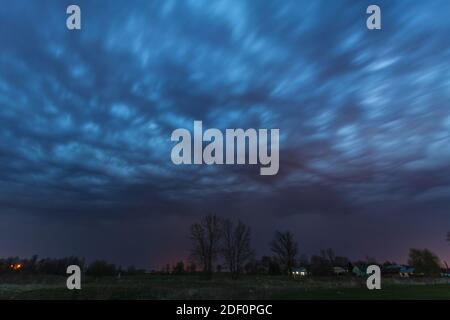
(399, 266, 415, 278)
(291, 267, 308, 277)
(333, 266, 348, 275)
(352, 264, 368, 277)
(382, 264, 403, 276)
(440, 268, 450, 278)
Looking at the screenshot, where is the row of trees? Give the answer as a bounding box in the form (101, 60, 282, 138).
(188, 215, 364, 278)
(190, 215, 254, 279)
(188, 214, 449, 278)
(0, 256, 145, 277)
(168, 250, 351, 276)
(2, 219, 447, 278)
(189, 214, 300, 278)
(0, 256, 84, 275)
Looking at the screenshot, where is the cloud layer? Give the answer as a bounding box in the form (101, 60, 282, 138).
(1, 0, 450, 267)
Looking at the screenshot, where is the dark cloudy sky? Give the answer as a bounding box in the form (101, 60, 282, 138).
(1, 0, 449, 269)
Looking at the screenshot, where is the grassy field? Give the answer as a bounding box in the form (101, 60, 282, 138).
(0, 274, 449, 299)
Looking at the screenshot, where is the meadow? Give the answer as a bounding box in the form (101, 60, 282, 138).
(0, 274, 449, 300)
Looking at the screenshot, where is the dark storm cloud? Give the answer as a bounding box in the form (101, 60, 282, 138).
(1, 0, 450, 266)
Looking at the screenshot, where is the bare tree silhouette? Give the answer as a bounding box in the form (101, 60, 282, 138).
(221, 219, 254, 279)
(270, 231, 298, 275)
(189, 214, 222, 276)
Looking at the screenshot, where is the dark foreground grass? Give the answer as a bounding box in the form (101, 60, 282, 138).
(0, 275, 449, 300)
(273, 284, 450, 299)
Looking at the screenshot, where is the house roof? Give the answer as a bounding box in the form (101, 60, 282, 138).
(292, 267, 307, 272)
(333, 266, 346, 270)
(399, 266, 415, 273)
(353, 264, 369, 272)
(383, 264, 402, 270)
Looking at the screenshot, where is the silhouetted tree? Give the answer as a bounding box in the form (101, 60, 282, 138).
(321, 248, 335, 264)
(408, 248, 441, 276)
(310, 254, 333, 276)
(127, 265, 136, 275)
(36, 256, 84, 275)
(221, 219, 254, 279)
(365, 255, 378, 264)
(189, 214, 222, 276)
(334, 256, 350, 267)
(244, 260, 258, 274)
(298, 254, 309, 267)
(23, 254, 39, 273)
(310, 249, 349, 275)
(172, 261, 185, 274)
(86, 260, 116, 277)
(270, 231, 298, 275)
(125, 265, 145, 275)
(261, 256, 281, 275)
(187, 262, 197, 274)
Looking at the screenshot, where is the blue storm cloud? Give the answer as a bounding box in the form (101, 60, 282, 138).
(1, 0, 449, 266)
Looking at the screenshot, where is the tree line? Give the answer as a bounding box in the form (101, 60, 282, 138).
(0, 255, 145, 277)
(187, 214, 343, 278)
(186, 214, 449, 279)
(1, 217, 448, 278)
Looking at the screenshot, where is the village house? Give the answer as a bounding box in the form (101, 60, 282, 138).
(333, 266, 348, 275)
(382, 264, 403, 276)
(352, 264, 368, 277)
(440, 268, 450, 278)
(399, 266, 415, 278)
(291, 267, 308, 278)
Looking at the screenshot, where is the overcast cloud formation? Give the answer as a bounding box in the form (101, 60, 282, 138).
(0, 0, 450, 268)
